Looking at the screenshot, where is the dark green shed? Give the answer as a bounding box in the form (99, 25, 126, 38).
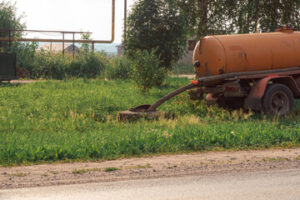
(0, 53, 17, 81)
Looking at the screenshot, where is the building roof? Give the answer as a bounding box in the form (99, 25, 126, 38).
(38, 43, 79, 52)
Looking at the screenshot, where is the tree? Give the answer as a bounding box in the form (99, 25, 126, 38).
(0, 0, 38, 77)
(231, 0, 300, 33)
(80, 32, 92, 53)
(175, 0, 300, 38)
(0, 0, 25, 51)
(125, 0, 187, 71)
(175, 0, 236, 38)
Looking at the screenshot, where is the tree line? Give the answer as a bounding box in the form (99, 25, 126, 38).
(177, 0, 300, 37)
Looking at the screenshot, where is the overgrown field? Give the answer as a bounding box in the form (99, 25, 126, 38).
(1, 78, 300, 165)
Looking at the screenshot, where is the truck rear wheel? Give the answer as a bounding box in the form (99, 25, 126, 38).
(262, 83, 294, 115)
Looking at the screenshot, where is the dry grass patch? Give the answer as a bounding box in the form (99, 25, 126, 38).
(6, 173, 27, 177)
(262, 157, 289, 162)
(104, 167, 120, 172)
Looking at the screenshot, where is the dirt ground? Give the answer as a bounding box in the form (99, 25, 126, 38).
(3, 80, 62, 84)
(1, 148, 300, 190)
(172, 74, 195, 79)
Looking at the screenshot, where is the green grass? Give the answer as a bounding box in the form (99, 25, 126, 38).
(0, 78, 300, 166)
(72, 169, 89, 174)
(104, 167, 120, 172)
(72, 168, 102, 174)
(262, 157, 289, 162)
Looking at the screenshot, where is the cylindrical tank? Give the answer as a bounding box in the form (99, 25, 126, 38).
(193, 29, 300, 78)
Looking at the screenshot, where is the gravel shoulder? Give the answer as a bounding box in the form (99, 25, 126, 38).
(1, 148, 300, 190)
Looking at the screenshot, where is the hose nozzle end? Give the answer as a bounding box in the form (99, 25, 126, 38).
(191, 80, 199, 86)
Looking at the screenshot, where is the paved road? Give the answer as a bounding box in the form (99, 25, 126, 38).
(1, 169, 300, 200)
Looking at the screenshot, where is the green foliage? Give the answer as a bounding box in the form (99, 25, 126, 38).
(72, 169, 88, 174)
(104, 167, 120, 172)
(131, 50, 167, 91)
(0, 0, 25, 51)
(0, 0, 39, 76)
(0, 78, 300, 165)
(32, 51, 71, 79)
(69, 52, 106, 78)
(125, 0, 187, 70)
(232, 0, 300, 33)
(106, 56, 133, 80)
(23, 51, 106, 79)
(11, 42, 38, 73)
(174, 0, 236, 37)
(175, 0, 300, 37)
(80, 32, 92, 53)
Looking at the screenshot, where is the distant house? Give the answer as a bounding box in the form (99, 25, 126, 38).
(38, 43, 79, 54)
(64, 44, 79, 54)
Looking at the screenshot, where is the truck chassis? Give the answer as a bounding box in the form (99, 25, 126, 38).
(199, 67, 300, 115)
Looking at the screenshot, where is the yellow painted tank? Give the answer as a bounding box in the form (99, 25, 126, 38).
(193, 28, 300, 78)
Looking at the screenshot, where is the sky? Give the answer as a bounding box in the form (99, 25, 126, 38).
(9, 0, 137, 44)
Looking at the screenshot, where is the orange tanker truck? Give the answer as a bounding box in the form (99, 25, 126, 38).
(193, 28, 300, 78)
(191, 27, 300, 115)
(119, 27, 300, 120)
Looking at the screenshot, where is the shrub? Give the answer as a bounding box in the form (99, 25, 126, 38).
(106, 56, 133, 80)
(131, 50, 167, 91)
(11, 42, 38, 78)
(28, 51, 106, 79)
(16, 67, 31, 79)
(69, 52, 106, 78)
(33, 51, 71, 79)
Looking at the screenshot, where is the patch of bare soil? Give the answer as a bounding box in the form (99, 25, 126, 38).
(3, 80, 60, 84)
(1, 148, 300, 189)
(9, 80, 38, 84)
(171, 74, 195, 79)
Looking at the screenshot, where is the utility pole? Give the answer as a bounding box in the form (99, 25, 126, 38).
(124, 0, 127, 42)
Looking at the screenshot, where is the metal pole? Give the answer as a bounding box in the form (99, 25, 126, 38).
(0, 0, 116, 44)
(124, 0, 127, 43)
(111, 0, 115, 43)
(0, 29, 92, 34)
(62, 33, 65, 56)
(92, 42, 95, 52)
(73, 33, 75, 58)
(8, 30, 11, 52)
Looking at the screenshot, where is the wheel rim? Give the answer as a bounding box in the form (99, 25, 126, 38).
(270, 91, 289, 114)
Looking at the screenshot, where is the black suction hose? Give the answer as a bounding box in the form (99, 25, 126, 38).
(147, 82, 197, 112)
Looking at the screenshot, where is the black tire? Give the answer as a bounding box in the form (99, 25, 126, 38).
(262, 83, 294, 115)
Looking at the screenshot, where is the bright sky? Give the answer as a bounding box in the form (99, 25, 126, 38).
(10, 0, 137, 43)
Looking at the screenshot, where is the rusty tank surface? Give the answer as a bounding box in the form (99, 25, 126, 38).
(193, 28, 300, 79)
